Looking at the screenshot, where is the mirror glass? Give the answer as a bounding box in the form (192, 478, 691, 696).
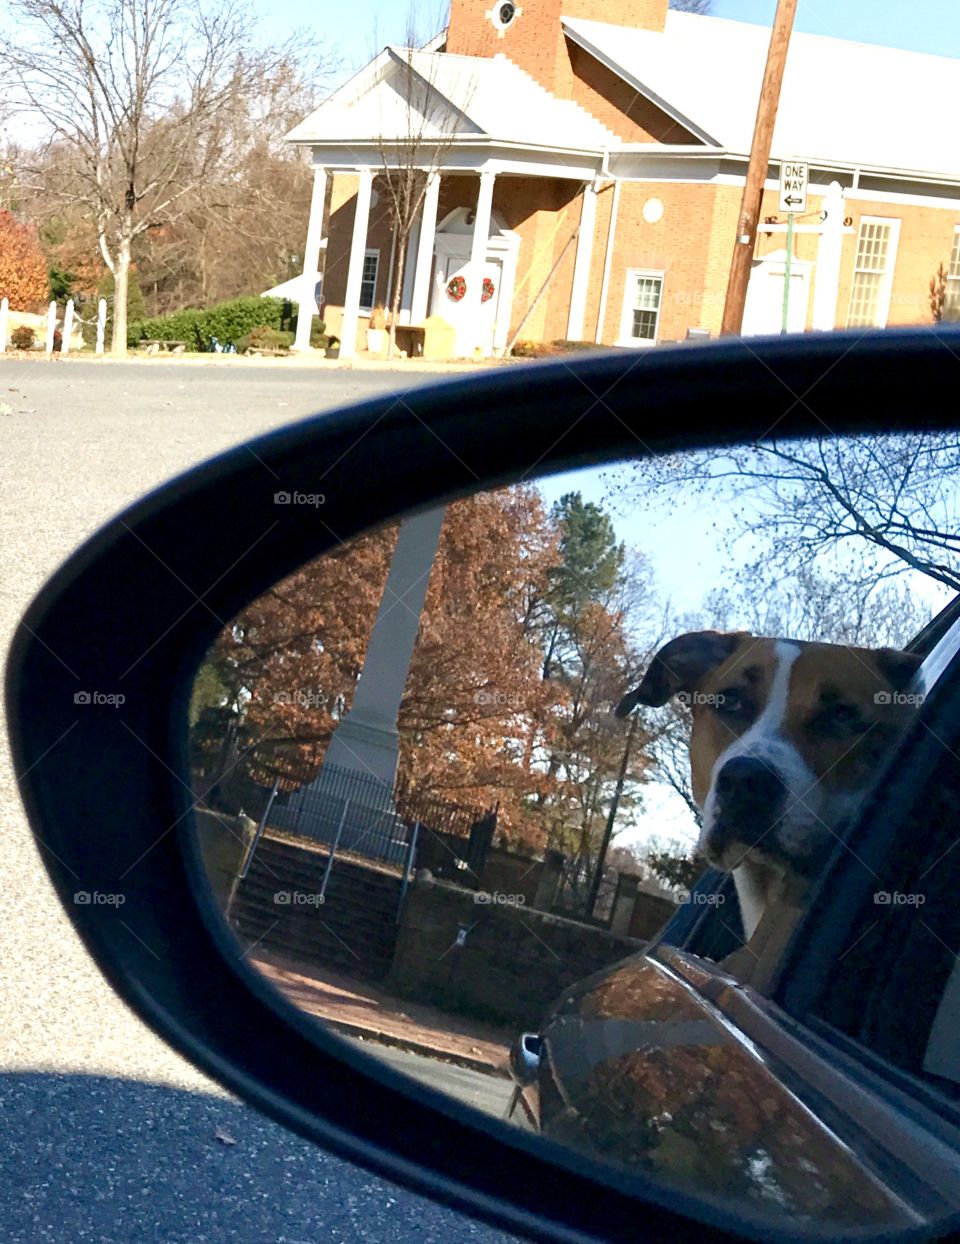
(187, 431, 960, 1233)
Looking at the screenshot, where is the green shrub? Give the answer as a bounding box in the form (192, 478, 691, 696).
(288, 313, 328, 347)
(128, 308, 204, 349)
(128, 296, 286, 352)
(235, 325, 295, 353)
(10, 325, 36, 350)
(198, 297, 285, 350)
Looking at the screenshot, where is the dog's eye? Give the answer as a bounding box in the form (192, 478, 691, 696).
(813, 702, 865, 735)
(714, 688, 747, 715)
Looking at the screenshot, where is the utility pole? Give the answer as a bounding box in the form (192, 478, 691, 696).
(720, 0, 799, 337)
(588, 710, 640, 916)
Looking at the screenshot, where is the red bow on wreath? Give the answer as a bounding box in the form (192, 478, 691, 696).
(481, 277, 495, 303)
(446, 275, 467, 302)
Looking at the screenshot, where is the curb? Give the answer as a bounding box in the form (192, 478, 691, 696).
(329, 1019, 539, 1128)
(324, 1015, 509, 1078)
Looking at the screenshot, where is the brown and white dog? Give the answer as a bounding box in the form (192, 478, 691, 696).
(617, 632, 923, 939)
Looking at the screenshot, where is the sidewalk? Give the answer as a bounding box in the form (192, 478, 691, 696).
(4, 349, 523, 374)
(252, 952, 514, 1076)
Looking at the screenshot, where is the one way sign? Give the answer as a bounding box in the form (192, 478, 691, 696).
(779, 160, 808, 214)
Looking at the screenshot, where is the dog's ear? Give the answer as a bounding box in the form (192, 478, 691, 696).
(616, 631, 744, 715)
(875, 648, 924, 692)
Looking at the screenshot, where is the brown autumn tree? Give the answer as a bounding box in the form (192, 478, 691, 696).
(0, 210, 48, 307)
(199, 485, 563, 847)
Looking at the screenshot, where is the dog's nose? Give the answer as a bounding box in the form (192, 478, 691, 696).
(715, 756, 785, 818)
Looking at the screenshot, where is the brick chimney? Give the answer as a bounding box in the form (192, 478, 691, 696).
(445, 0, 667, 96)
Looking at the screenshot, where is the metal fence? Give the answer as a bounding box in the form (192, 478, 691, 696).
(267, 762, 412, 866)
(553, 856, 620, 926)
(198, 742, 496, 876)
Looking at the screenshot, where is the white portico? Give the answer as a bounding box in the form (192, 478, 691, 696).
(285, 46, 618, 358)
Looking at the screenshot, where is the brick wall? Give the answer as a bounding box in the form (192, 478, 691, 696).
(567, 42, 697, 144)
(389, 872, 644, 1028)
(446, 0, 666, 100)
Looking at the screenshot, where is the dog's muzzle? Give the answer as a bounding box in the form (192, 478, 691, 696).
(704, 756, 787, 863)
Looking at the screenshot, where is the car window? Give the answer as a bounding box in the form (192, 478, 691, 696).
(812, 618, 960, 1096)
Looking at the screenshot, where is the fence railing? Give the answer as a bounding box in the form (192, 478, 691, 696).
(553, 855, 620, 926)
(197, 743, 496, 877)
(0, 296, 108, 355)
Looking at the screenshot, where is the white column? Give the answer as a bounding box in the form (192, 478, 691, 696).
(812, 181, 845, 332)
(0, 297, 8, 352)
(61, 299, 75, 355)
(339, 168, 374, 361)
(398, 217, 419, 326)
(410, 172, 441, 325)
(323, 506, 446, 784)
(96, 299, 107, 354)
(464, 171, 496, 356)
(595, 180, 621, 344)
(566, 182, 598, 342)
(45, 302, 57, 355)
(293, 164, 328, 351)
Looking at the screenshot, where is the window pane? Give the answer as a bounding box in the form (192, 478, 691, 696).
(632, 308, 658, 339)
(847, 271, 883, 328)
(627, 274, 662, 341)
(949, 230, 960, 280)
(360, 254, 378, 309)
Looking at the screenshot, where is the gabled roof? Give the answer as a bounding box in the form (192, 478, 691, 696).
(562, 11, 960, 180)
(286, 47, 619, 156)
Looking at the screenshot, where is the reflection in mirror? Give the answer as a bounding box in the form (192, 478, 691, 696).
(188, 432, 960, 1233)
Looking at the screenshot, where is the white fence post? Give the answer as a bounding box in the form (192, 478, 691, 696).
(0, 297, 8, 352)
(96, 298, 107, 355)
(62, 298, 75, 356)
(45, 301, 57, 355)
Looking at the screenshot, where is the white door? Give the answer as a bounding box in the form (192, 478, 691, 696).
(742, 259, 810, 336)
(432, 256, 503, 357)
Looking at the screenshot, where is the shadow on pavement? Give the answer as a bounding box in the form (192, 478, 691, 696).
(0, 1072, 521, 1244)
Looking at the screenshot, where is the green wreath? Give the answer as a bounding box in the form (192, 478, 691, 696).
(446, 275, 467, 302)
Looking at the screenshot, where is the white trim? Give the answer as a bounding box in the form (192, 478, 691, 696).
(595, 179, 621, 344)
(846, 215, 901, 330)
(340, 168, 374, 360)
(567, 183, 598, 341)
(616, 269, 665, 348)
(411, 172, 441, 324)
(944, 224, 960, 320)
(292, 165, 328, 351)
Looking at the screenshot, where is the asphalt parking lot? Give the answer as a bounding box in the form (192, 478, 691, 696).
(0, 356, 522, 1243)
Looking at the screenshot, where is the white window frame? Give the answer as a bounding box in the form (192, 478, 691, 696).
(846, 216, 901, 329)
(617, 269, 665, 348)
(944, 225, 960, 322)
(359, 248, 380, 314)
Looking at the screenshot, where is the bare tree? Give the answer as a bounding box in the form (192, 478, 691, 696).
(669, 0, 713, 12)
(0, 0, 330, 355)
(616, 435, 960, 597)
(375, 11, 470, 358)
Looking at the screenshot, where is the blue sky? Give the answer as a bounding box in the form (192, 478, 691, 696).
(308, 0, 960, 84)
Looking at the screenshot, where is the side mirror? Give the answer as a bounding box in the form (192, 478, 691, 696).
(9, 329, 960, 1244)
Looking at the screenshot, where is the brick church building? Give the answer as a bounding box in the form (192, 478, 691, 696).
(285, 0, 960, 358)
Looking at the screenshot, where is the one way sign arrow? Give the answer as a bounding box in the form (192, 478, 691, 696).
(778, 161, 808, 214)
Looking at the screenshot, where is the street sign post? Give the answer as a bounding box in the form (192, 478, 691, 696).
(779, 161, 808, 332)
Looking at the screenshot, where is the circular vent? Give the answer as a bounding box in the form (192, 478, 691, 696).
(487, 2, 521, 33)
